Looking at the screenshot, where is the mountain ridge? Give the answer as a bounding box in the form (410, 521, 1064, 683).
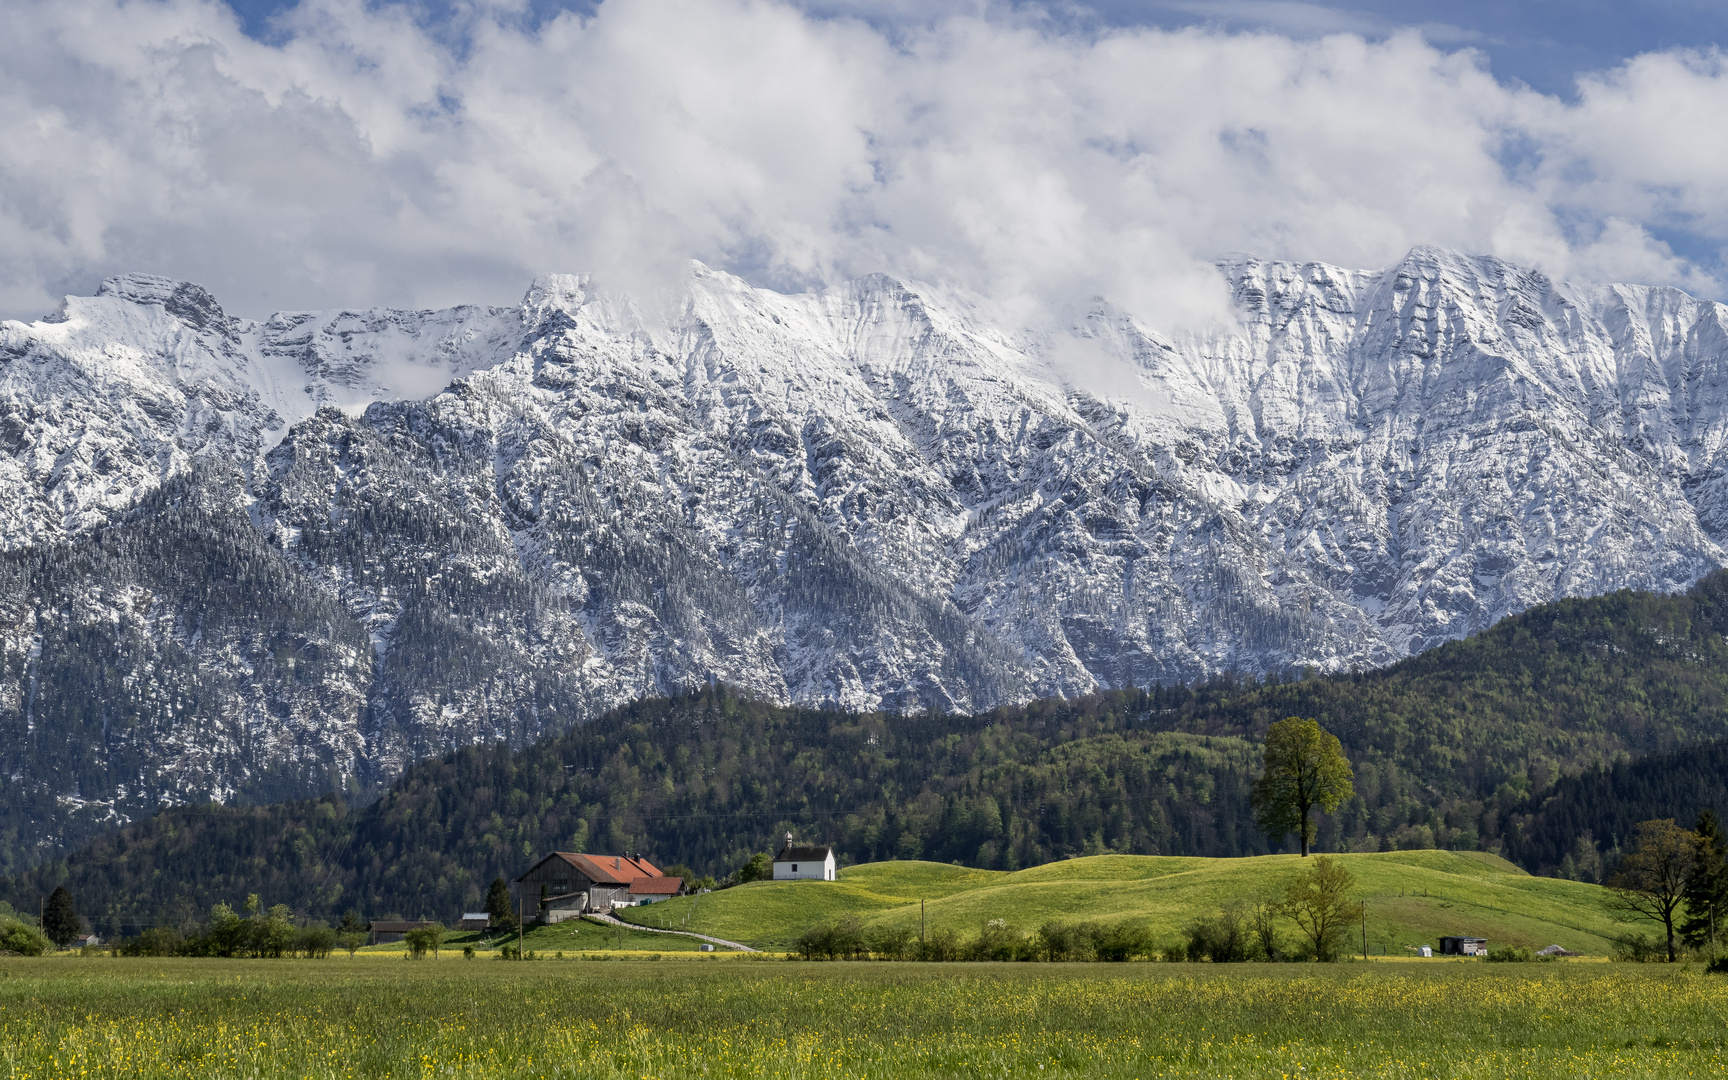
(4, 247, 1728, 865)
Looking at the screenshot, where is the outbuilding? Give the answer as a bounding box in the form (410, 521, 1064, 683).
(370, 920, 438, 945)
(457, 913, 490, 931)
(1438, 936, 1488, 956)
(772, 833, 837, 881)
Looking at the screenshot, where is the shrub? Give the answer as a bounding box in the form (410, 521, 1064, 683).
(1610, 933, 1664, 962)
(1706, 956, 1728, 974)
(253, 905, 298, 958)
(119, 928, 184, 957)
(912, 928, 960, 962)
(1485, 945, 1535, 962)
(404, 924, 446, 960)
(1036, 921, 1095, 962)
(298, 925, 336, 958)
(1091, 922, 1154, 962)
(866, 925, 914, 961)
(964, 919, 1031, 962)
(795, 914, 866, 960)
(0, 916, 50, 956)
(1185, 906, 1252, 962)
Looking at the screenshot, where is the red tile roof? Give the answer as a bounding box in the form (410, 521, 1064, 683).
(528, 852, 666, 886)
(628, 876, 682, 896)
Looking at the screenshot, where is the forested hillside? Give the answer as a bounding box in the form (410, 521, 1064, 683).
(1501, 741, 1728, 877)
(3, 687, 1262, 934)
(11, 570, 1728, 935)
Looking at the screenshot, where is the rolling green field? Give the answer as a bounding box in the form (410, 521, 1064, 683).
(620, 851, 1653, 953)
(2, 957, 1725, 1079)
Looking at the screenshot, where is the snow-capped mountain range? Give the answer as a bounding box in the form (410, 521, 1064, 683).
(3, 246, 1726, 864)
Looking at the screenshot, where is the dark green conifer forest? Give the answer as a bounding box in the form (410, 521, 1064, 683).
(9, 570, 1728, 935)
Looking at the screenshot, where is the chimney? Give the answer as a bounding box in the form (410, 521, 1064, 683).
(613, 856, 620, 870)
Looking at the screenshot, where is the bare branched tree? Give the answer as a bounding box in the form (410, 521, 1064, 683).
(1609, 818, 1696, 962)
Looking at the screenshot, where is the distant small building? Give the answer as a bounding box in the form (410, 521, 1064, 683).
(1439, 936, 1488, 956)
(370, 920, 438, 945)
(1416, 946, 1432, 958)
(457, 913, 490, 931)
(72, 934, 102, 949)
(772, 833, 837, 881)
(516, 852, 683, 916)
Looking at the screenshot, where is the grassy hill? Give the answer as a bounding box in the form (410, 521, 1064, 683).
(619, 852, 1648, 955)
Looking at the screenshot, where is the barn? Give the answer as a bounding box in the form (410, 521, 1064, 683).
(515, 852, 683, 917)
(369, 920, 438, 945)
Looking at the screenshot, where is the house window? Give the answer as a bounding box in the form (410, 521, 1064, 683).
(792, 864, 798, 872)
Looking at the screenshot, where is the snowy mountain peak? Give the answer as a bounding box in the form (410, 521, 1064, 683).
(6, 246, 1728, 853)
(96, 273, 235, 336)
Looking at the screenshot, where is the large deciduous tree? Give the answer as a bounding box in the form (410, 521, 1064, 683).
(1609, 818, 1697, 962)
(1681, 810, 1728, 957)
(1251, 718, 1354, 857)
(43, 886, 81, 947)
(1280, 855, 1362, 962)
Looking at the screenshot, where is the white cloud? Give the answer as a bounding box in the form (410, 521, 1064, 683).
(0, 0, 1724, 328)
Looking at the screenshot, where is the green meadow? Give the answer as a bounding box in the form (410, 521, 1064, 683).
(620, 851, 1653, 953)
(2, 957, 1725, 1079)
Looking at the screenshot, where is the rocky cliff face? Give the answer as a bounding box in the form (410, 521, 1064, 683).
(3, 247, 1726, 867)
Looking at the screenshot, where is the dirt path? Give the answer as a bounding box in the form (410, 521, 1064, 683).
(583, 911, 759, 953)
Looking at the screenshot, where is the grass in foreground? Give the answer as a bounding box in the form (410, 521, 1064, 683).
(624, 851, 1651, 953)
(1, 957, 1724, 1078)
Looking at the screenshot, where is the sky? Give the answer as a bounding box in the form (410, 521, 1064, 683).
(3, 0, 1727, 327)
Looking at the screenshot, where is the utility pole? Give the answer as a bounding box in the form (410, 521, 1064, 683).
(517, 897, 524, 960)
(1362, 909, 1368, 961)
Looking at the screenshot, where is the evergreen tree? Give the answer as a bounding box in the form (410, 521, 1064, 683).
(1682, 810, 1728, 954)
(43, 886, 81, 947)
(484, 876, 516, 930)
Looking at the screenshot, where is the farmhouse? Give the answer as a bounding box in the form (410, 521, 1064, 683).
(1438, 936, 1488, 956)
(772, 833, 837, 881)
(516, 852, 683, 918)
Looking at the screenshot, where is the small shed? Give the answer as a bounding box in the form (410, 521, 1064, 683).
(457, 913, 490, 931)
(1438, 936, 1488, 956)
(772, 833, 837, 881)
